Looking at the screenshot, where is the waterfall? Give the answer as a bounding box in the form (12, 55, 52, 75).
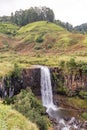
(40, 66, 57, 111)
(40, 66, 79, 130)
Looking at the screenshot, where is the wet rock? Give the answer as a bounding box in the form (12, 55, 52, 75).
(59, 119, 66, 128)
(64, 117, 70, 122)
(82, 121, 87, 129)
(54, 125, 61, 130)
(68, 117, 76, 125)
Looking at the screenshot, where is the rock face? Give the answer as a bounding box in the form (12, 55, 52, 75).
(51, 67, 87, 96)
(0, 66, 87, 97)
(22, 68, 41, 95)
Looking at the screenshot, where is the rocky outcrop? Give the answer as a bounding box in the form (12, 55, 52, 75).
(22, 67, 41, 95)
(51, 67, 87, 96)
(0, 66, 87, 97)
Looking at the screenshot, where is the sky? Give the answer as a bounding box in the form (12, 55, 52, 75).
(0, 0, 87, 26)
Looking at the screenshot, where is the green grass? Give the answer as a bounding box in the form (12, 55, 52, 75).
(67, 96, 87, 110)
(18, 21, 65, 34)
(0, 22, 19, 35)
(16, 21, 66, 43)
(14, 21, 87, 55)
(0, 21, 87, 76)
(0, 103, 38, 130)
(0, 51, 87, 76)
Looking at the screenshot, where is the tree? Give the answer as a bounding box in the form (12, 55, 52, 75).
(10, 6, 55, 26)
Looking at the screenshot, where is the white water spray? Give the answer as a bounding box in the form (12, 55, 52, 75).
(40, 66, 57, 111)
(40, 66, 79, 130)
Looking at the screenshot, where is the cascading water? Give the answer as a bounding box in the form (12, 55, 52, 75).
(40, 66, 79, 130)
(40, 66, 57, 112)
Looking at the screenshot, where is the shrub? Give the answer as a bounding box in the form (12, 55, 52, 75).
(0, 104, 38, 130)
(81, 64, 87, 74)
(59, 60, 65, 68)
(34, 45, 42, 50)
(35, 35, 44, 43)
(13, 89, 50, 130)
(81, 112, 87, 120)
(79, 90, 87, 99)
(57, 86, 67, 95)
(66, 58, 77, 70)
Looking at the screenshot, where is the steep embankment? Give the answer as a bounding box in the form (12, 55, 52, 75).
(0, 103, 38, 130)
(14, 21, 87, 55)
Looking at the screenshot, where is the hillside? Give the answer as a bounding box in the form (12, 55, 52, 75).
(0, 22, 19, 35)
(0, 21, 87, 55)
(14, 21, 87, 55)
(0, 21, 87, 76)
(0, 103, 38, 130)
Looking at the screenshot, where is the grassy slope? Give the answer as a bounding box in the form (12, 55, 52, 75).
(0, 22, 19, 35)
(15, 21, 68, 53)
(15, 21, 87, 55)
(0, 21, 87, 76)
(0, 23, 19, 52)
(0, 103, 38, 130)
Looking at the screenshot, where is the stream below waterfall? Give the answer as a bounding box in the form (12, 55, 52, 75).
(40, 66, 87, 130)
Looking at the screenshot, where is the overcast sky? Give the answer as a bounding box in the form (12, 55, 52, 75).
(0, 0, 87, 26)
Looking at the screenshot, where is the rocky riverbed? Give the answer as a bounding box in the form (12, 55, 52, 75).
(48, 94, 87, 130)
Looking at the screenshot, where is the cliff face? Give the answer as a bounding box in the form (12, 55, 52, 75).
(0, 67, 87, 97)
(51, 68, 87, 96)
(22, 68, 41, 95)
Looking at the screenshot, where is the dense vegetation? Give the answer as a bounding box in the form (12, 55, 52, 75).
(0, 6, 54, 26)
(55, 20, 73, 32)
(74, 23, 87, 34)
(0, 103, 38, 130)
(4, 89, 51, 130)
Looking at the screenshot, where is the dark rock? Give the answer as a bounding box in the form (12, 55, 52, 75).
(22, 67, 41, 95)
(0, 66, 87, 98)
(64, 117, 70, 122)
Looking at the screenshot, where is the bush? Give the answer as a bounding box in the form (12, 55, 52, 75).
(0, 104, 38, 130)
(35, 35, 44, 43)
(81, 64, 87, 74)
(79, 90, 87, 99)
(59, 60, 65, 68)
(66, 58, 77, 70)
(11, 63, 21, 78)
(57, 86, 67, 95)
(81, 112, 87, 120)
(13, 89, 50, 130)
(34, 45, 42, 50)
